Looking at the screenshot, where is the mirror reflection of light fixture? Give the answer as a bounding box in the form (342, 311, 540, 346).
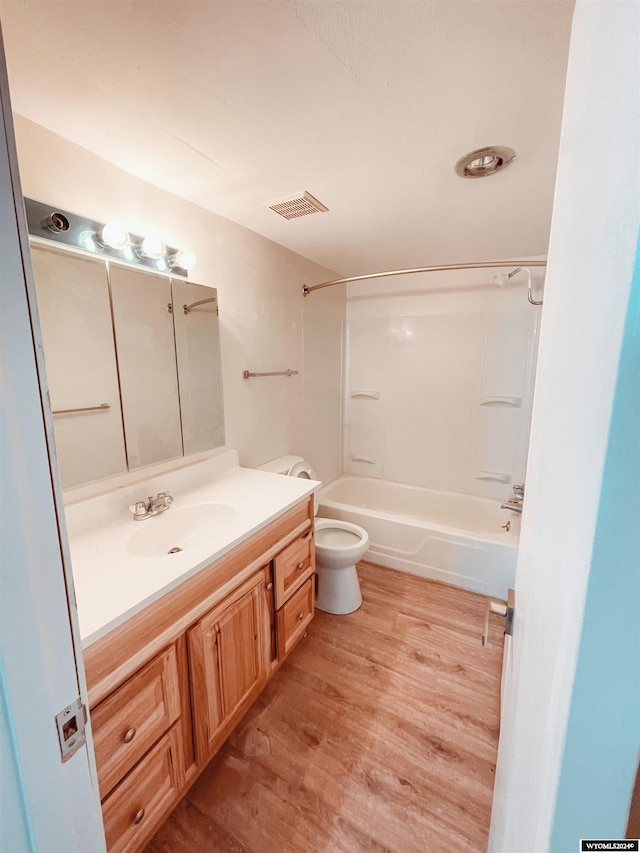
(137, 235, 166, 260)
(96, 223, 130, 250)
(78, 229, 97, 251)
(169, 249, 197, 271)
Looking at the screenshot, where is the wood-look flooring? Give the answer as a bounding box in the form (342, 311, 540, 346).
(145, 562, 505, 853)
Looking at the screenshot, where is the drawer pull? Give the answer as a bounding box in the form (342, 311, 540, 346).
(298, 612, 305, 620)
(133, 808, 145, 825)
(297, 561, 305, 570)
(266, 582, 273, 590)
(123, 727, 136, 744)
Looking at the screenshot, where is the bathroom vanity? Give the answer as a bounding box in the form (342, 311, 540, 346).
(67, 453, 317, 853)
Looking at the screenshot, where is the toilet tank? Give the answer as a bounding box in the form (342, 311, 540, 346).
(256, 455, 307, 476)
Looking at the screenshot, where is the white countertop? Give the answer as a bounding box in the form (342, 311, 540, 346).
(64, 450, 319, 647)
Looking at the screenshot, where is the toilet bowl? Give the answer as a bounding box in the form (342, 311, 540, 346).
(257, 456, 369, 614)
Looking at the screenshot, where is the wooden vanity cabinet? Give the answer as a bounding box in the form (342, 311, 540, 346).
(84, 495, 316, 853)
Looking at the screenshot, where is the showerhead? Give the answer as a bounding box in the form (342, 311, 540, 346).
(493, 266, 543, 305)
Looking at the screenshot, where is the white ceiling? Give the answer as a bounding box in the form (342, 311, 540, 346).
(0, 0, 574, 276)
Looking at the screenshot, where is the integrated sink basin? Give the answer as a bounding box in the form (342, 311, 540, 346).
(124, 503, 236, 558)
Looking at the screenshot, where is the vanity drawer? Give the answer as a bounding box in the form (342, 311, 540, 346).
(274, 526, 315, 608)
(102, 724, 184, 853)
(91, 645, 181, 799)
(278, 576, 315, 658)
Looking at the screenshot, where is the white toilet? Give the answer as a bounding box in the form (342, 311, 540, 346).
(257, 456, 369, 614)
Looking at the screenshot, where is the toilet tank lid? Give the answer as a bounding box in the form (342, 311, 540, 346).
(256, 455, 306, 475)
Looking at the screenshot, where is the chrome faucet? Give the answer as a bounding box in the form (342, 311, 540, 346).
(129, 491, 174, 521)
(501, 483, 524, 514)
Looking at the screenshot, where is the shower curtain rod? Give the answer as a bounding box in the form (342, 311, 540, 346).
(302, 259, 547, 296)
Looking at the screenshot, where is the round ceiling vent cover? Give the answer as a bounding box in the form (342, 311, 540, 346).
(455, 146, 516, 178)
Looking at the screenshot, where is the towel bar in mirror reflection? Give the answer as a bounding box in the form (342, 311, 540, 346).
(242, 369, 299, 379)
(52, 403, 111, 416)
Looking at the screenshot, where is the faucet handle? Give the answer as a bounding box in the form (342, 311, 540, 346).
(156, 491, 173, 505)
(513, 483, 525, 498)
(129, 500, 150, 519)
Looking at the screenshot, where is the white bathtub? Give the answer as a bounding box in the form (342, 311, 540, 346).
(318, 476, 519, 598)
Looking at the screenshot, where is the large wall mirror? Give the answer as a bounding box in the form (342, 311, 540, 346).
(31, 243, 225, 488)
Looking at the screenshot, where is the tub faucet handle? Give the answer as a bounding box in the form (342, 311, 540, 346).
(482, 593, 514, 647)
(513, 483, 525, 499)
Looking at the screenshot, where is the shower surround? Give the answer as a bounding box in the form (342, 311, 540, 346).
(335, 266, 543, 595)
(344, 267, 541, 500)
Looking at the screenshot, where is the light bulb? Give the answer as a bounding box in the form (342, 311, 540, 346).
(169, 249, 197, 271)
(138, 235, 166, 260)
(78, 229, 96, 250)
(99, 223, 130, 250)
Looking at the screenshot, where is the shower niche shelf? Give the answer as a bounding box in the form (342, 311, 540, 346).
(476, 471, 512, 483)
(350, 390, 381, 400)
(479, 396, 522, 407)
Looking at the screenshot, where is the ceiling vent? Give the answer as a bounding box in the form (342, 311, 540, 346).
(266, 191, 329, 220)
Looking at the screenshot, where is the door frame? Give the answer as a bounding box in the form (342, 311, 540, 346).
(0, 30, 105, 852)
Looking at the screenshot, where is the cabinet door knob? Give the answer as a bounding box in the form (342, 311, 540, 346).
(298, 612, 305, 620)
(123, 727, 136, 744)
(297, 561, 305, 570)
(266, 582, 273, 590)
(133, 808, 145, 825)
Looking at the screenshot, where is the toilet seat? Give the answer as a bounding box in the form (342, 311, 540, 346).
(288, 460, 315, 480)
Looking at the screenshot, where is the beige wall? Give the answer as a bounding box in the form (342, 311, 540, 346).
(14, 116, 344, 481)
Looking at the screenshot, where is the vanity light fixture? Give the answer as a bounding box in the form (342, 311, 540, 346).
(24, 198, 193, 277)
(168, 249, 197, 271)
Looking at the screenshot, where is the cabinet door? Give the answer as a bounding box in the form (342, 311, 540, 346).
(188, 570, 269, 764)
(217, 585, 264, 718)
